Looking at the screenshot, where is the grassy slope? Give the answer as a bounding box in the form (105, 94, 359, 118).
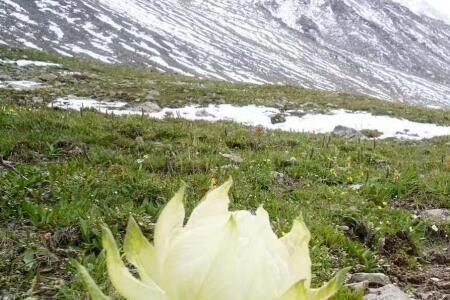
(0, 46, 449, 299)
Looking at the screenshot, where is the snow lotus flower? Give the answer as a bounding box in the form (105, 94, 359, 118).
(76, 178, 349, 300)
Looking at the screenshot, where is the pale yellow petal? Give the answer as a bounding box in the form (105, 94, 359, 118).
(234, 208, 292, 299)
(74, 261, 111, 300)
(124, 217, 157, 284)
(102, 227, 167, 300)
(277, 280, 309, 300)
(161, 213, 237, 300)
(310, 267, 350, 300)
(187, 178, 233, 226)
(280, 217, 312, 287)
(154, 184, 186, 252)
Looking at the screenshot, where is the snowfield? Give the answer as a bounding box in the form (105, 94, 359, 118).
(50, 98, 450, 140)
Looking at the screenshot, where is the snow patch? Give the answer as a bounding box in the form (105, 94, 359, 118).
(49, 22, 64, 40)
(0, 81, 44, 90)
(0, 59, 61, 67)
(70, 45, 117, 63)
(49, 99, 450, 140)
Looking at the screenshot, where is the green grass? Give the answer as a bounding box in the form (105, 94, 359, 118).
(1, 46, 449, 299)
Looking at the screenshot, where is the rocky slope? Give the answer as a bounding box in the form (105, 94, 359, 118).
(1, 0, 450, 108)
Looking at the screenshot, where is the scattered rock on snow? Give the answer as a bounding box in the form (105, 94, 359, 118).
(270, 113, 287, 124)
(332, 125, 365, 139)
(419, 209, 450, 223)
(360, 129, 383, 138)
(195, 109, 216, 118)
(365, 284, 410, 300)
(129, 101, 161, 113)
(348, 273, 392, 287)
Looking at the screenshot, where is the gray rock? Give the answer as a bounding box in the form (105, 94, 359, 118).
(419, 209, 450, 223)
(135, 136, 145, 147)
(0, 74, 12, 81)
(32, 96, 43, 104)
(345, 280, 369, 292)
(365, 284, 410, 300)
(39, 73, 58, 82)
(332, 125, 365, 139)
(145, 90, 160, 101)
(270, 113, 287, 124)
(339, 225, 350, 231)
(131, 101, 161, 113)
(220, 152, 244, 163)
(195, 109, 216, 118)
(271, 171, 285, 184)
(348, 273, 391, 287)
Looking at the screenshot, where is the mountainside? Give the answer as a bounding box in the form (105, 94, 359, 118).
(1, 0, 450, 108)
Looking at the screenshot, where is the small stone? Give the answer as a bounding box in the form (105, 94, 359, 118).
(0, 74, 12, 81)
(365, 284, 410, 300)
(67, 146, 83, 156)
(340, 225, 350, 231)
(39, 73, 58, 82)
(436, 281, 450, 289)
(135, 136, 145, 147)
(360, 129, 383, 138)
(145, 90, 160, 101)
(345, 280, 369, 292)
(270, 113, 287, 124)
(348, 273, 392, 287)
(32, 97, 43, 104)
(271, 171, 285, 184)
(349, 184, 363, 191)
(332, 125, 365, 139)
(220, 152, 244, 163)
(195, 109, 216, 118)
(220, 164, 239, 170)
(131, 101, 161, 113)
(420, 209, 450, 223)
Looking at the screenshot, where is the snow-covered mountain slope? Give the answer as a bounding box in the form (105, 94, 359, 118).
(1, 0, 450, 108)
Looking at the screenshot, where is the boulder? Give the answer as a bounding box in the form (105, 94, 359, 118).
(332, 125, 365, 139)
(270, 113, 287, 124)
(145, 90, 160, 101)
(348, 273, 391, 287)
(419, 209, 450, 223)
(220, 152, 244, 163)
(39, 73, 58, 82)
(271, 171, 285, 184)
(0, 74, 12, 81)
(131, 101, 161, 113)
(195, 109, 216, 118)
(365, 284, 410, 300)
